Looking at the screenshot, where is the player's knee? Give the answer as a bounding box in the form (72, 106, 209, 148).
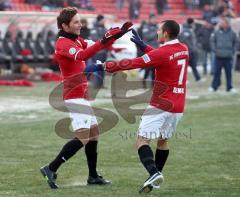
(84, 139, 91, 145)
(89, 125, 100, 141)
(136, 136, 150, 149)
(75, 137, 89, 145)
(157, 139, 169, 149)
(74, 128, 90, 145)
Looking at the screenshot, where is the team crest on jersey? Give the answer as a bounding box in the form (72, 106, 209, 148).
(69, 47, 76, 55)
(142, 54, 151, 63)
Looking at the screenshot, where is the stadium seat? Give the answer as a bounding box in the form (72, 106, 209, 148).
(14, 31, 34, 62)
(3, 31, 24, 64)
(9, 0, 203, 23)
(35, 32, 52, 62)
(25, 31, 43, 62)
(45, 30, 56, 60)
(0, 32, 13, 70)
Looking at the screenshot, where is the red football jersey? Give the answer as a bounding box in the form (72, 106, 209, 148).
(106, 39, 189, 113)
(55, 36, 103, 100)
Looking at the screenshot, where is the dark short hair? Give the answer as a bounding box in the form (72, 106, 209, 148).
(187, 17, 194, 24)
(97, 14, 104, 22)
(161, 20, 180, 39)
(57, 7, 78, 29)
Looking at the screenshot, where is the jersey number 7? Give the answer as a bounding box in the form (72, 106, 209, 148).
(177, 59, 186, 85)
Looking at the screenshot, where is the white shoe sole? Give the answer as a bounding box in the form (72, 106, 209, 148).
(139, 173, 164, 194)
(143, 172, 164, 187)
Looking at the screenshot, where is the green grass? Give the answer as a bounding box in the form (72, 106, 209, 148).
(0, 73, 240, 197)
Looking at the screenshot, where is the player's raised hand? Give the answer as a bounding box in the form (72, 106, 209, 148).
(100, 27, 122, 44)
(100, 22, 133, 45)
(114, 21, 133, 39)
(130, 29, 147, 51)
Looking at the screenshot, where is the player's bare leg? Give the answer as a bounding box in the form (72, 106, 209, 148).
(74, 128, 90, 145)
(136, 136, 163, 194)
(89, 124, 99, 141)
(85, 125, 111, 185)
(136, 135, 150, 149)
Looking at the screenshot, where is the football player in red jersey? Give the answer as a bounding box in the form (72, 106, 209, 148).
(103, 20, 189, 193)
(40, 7, 132, 189)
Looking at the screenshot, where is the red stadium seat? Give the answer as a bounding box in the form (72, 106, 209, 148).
(9, 0, 202, 22)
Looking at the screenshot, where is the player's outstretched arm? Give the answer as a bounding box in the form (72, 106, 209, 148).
(101, 51, 158, 73)
(75, 22, 133, 61)
(57, 22, 133, 61)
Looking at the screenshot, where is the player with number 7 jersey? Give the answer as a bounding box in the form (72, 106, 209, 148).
(104, 20, 189, 194)
(105, 31, 189, 113)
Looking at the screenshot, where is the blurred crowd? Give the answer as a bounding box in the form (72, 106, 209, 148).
(135, 12, 240, 92)
(0, 0, 12, 11)
(25, 0, 95, 11)
(0, 29, 57, 73)
(0, 0, 239, 20)
(179, 0, 240, 93)
(179, 17, 239, 93)
(0, 0, 240, 92)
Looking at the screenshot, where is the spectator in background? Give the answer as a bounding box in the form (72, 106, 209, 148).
(142, 14, 159, 52)
(79, 18, 91, 77)
(237, 33, 240, 52)
(129, 0, 141, 20)
(179, 18, 203, 82)
(80, 19, 90, 39)
(156, 0, 167, 15)
(235, 32, 240, 71)
(217, 0, 236, 18)
(184, 0, 199, 10)
(209, 17, 237, 93)
(80, 0, 94, 10)
(51, 0, 64, 8)
(116, 0, 124, 10)
(199, 0, 213, 8)
(0, 0, 12, 10)
(67, 0, 81, 8)
(25, 0, 40, 4)
(41, 0, 64, 10)
(196, 20, 215, 75)
(0, 1, 6, 11)
(202, 4, 218, 24)
(90, 15, 107, 88)
(140, 14, 158, 88)
(136, 20, 146, 57)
